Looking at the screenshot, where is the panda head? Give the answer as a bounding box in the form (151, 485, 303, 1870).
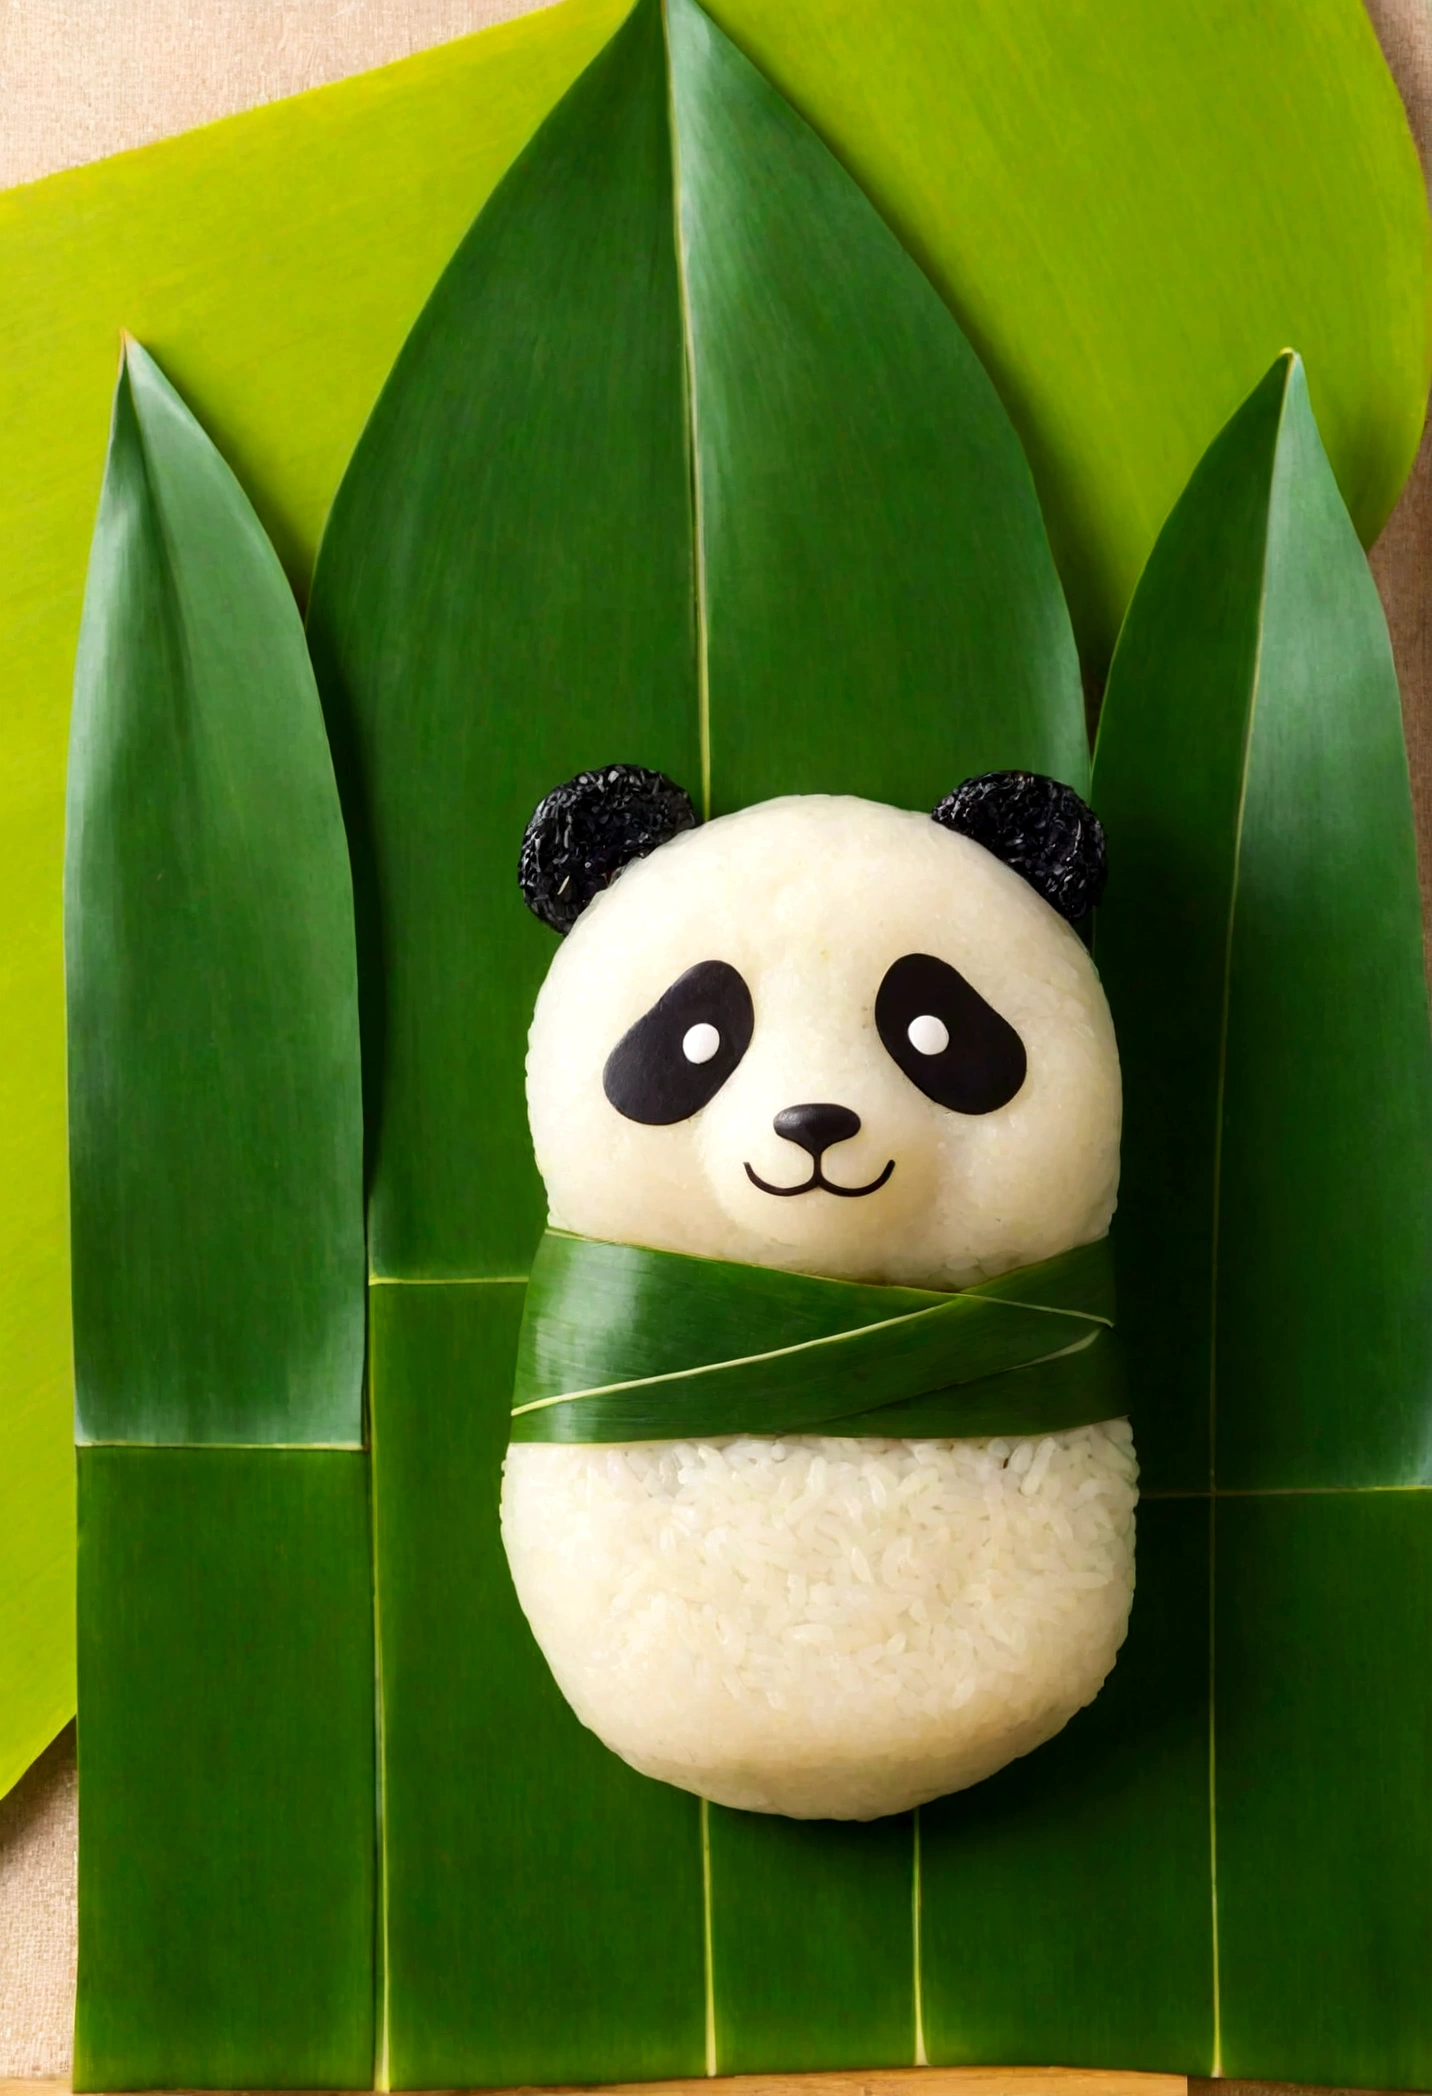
(520, 769, 1120, 1290)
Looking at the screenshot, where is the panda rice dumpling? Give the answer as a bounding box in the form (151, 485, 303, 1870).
(501, 780, 1135, 1822)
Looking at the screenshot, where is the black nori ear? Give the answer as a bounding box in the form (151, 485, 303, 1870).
(519, 764, 699, 933)
(932, 771, 1107, 925)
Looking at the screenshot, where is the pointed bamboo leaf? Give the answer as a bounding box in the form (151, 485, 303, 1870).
(309, 0, 1090, 2076)
(668, 0, 1085, 812)
(1091, 352, 1432, 1494)
(306, 0, 699, 1286)
(66, 340, 365, 1448)
(1087, 348, 1432, 2086)
(307, 5, 707, 2080)
(69, 355, 376, 2089)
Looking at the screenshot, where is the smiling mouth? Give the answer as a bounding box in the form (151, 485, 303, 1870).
(743, 1159, 896, 1200)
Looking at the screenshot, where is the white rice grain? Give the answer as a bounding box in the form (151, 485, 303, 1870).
(501, 1421, 1137, 1821)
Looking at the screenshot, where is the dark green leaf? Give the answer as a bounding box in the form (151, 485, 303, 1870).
(305, 0, 1088, 1290)
(1083, 348, 1432, 2083)
(669, 0, 1086, 815)
(920, 1497, 1213, 2072)
(1215, 1491, 1432, 2087)
(369, 1279, 706, 2086)
(309, 8, 709, 2078)
(1092, 352, 1432, 1493)
(708, 1806, 916, 2072)
(305, 0, 699, 1284)
(66, 340, 364, 1447)
(310, 0, 1090, 2073)
(74, 1447, 375, 2091)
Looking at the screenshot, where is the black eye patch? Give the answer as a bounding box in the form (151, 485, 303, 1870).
(874, 952, 1026, 1114)
(603, 960, 755, 1126)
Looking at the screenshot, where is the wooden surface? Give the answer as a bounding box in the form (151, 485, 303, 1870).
(2, 2074, 1190, 2096)
(0, 2071, 1412, 2096)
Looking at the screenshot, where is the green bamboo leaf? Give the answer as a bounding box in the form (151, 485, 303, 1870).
(307, 4, 706, 2079)
(1091, 351, 1432, 1493)
(1082, 349, 1432, 2086)
(308, 0, 1089, 2075)
(1215, 1492, 1432, 2087)
(74, 1447, 376, 2092)
(309, 0, 1098, 2067)
(65, 339, 364, 1448)
(667, 0, 1085, 811)
(920, 1499, 1213, 2072)
(920, 353, 1432, 2081)
(306, 0, 698, 1289)
(368, 1280, 706, 2086)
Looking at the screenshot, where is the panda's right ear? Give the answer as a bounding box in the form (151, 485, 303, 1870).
(518, 764, 699, 934)
(932, 770, 1107, 926)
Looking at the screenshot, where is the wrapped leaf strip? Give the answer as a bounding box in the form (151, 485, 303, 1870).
(511, 1230, 1122, 1442)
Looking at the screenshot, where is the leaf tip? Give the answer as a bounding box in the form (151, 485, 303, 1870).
(115, 332, 146, 404)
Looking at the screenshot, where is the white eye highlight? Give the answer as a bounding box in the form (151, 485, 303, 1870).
(907, 1013, 950, 1058)
(682, 1022, 721, 1065)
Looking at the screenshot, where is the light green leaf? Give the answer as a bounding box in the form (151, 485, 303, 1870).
(708, 0, 1432, 666)
(2, 0, 1426, 1794)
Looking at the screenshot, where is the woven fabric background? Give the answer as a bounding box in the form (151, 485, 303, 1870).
(0, 1727, 75, 2077)
(0, 0, 551, 189)
(0, 0, 1428, 2076)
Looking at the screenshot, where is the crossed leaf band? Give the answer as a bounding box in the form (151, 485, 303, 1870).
(510, 1229, 1125, 1444)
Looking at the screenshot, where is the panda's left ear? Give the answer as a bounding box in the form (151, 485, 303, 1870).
(519, 764, 699, 933)
(932, 771, 1107, 925)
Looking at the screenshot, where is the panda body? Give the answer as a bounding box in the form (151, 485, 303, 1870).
(501, 793, 1137, 1821)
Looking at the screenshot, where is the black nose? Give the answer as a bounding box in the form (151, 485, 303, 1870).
(773, 1102, 862, 1157)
